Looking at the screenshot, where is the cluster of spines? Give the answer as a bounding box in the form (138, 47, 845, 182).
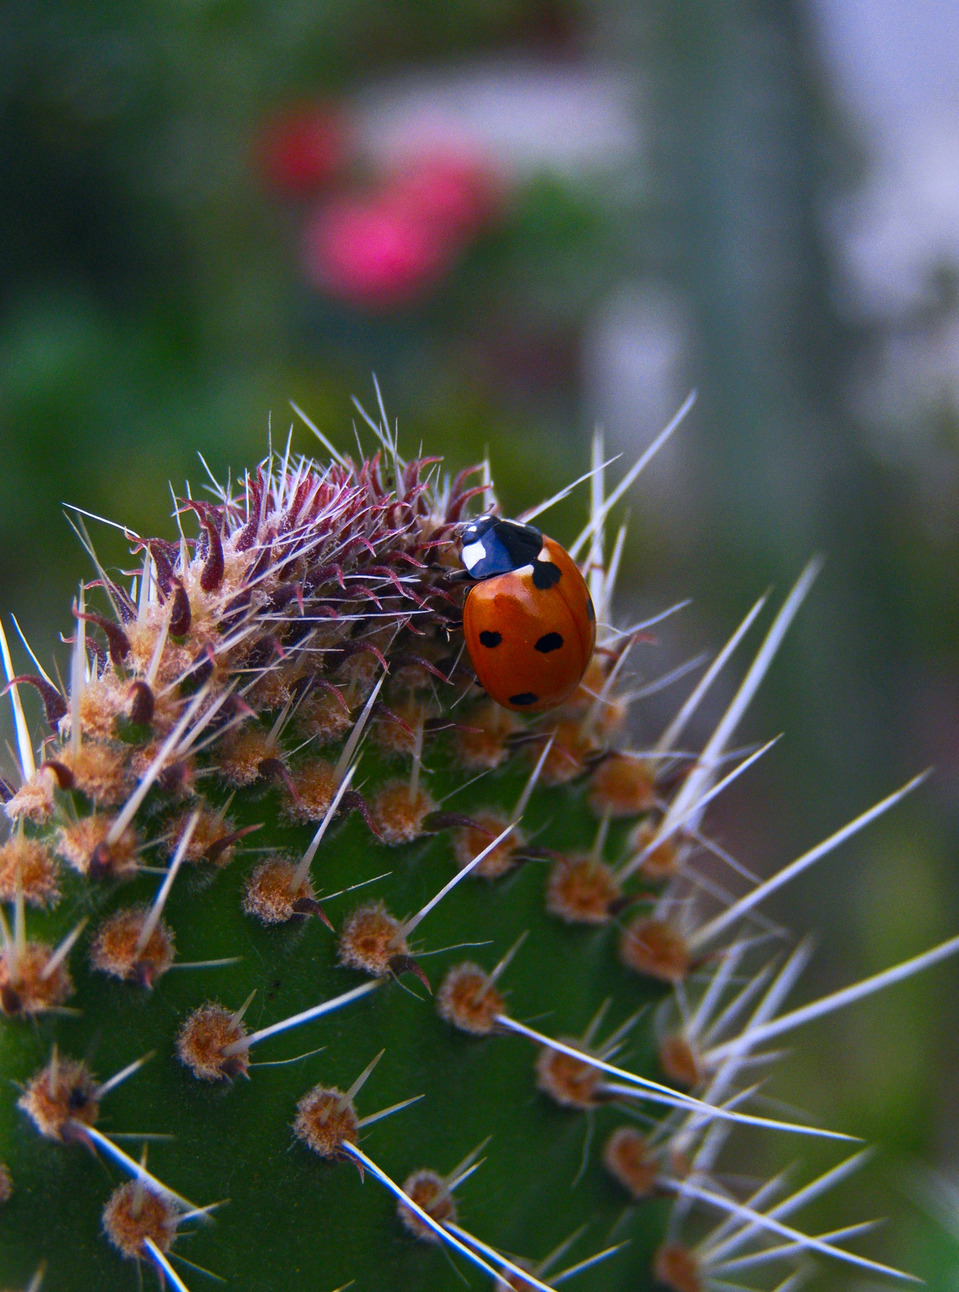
(0, 402, 955, 1291)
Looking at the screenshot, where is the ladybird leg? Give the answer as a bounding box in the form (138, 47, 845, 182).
(438, 568, 474, 586)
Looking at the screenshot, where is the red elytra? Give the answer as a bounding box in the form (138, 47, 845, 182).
(463, 535, 596, 713)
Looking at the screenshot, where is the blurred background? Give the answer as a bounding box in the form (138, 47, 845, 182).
(2, 0, 958, 1283)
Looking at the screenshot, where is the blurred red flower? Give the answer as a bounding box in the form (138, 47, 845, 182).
(302, 194, 457, 310)
(256, 103, 348, 197)
(383, 150, 502, 240)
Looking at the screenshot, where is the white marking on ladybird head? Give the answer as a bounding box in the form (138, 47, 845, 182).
(460, 540, 486, 574)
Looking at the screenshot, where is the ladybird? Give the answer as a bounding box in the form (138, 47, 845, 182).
(460, 515, 596, 712)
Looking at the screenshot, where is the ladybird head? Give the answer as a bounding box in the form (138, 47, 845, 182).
(460, 514, 543, 581)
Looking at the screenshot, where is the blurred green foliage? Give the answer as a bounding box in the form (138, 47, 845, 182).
(1, 0, 612, 635)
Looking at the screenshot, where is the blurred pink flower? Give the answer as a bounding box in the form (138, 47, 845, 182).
(383, 151, 502, 239)
(302, 194, 456, 310)
(256, 103, 348, 197)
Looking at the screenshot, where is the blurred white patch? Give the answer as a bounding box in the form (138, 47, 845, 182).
(808, 0, 959, 466)
(582, 283, 694, 524)
(352, 57, 639, 177)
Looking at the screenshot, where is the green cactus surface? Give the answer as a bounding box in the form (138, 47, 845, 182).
(0, 406, 954, 1292)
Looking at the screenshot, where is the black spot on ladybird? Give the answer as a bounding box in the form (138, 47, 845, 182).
(531, 561, 562, 591)
(509, 692, 539, 707)
(479, 630, 502, 648)
(534, 632, 564, 653)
